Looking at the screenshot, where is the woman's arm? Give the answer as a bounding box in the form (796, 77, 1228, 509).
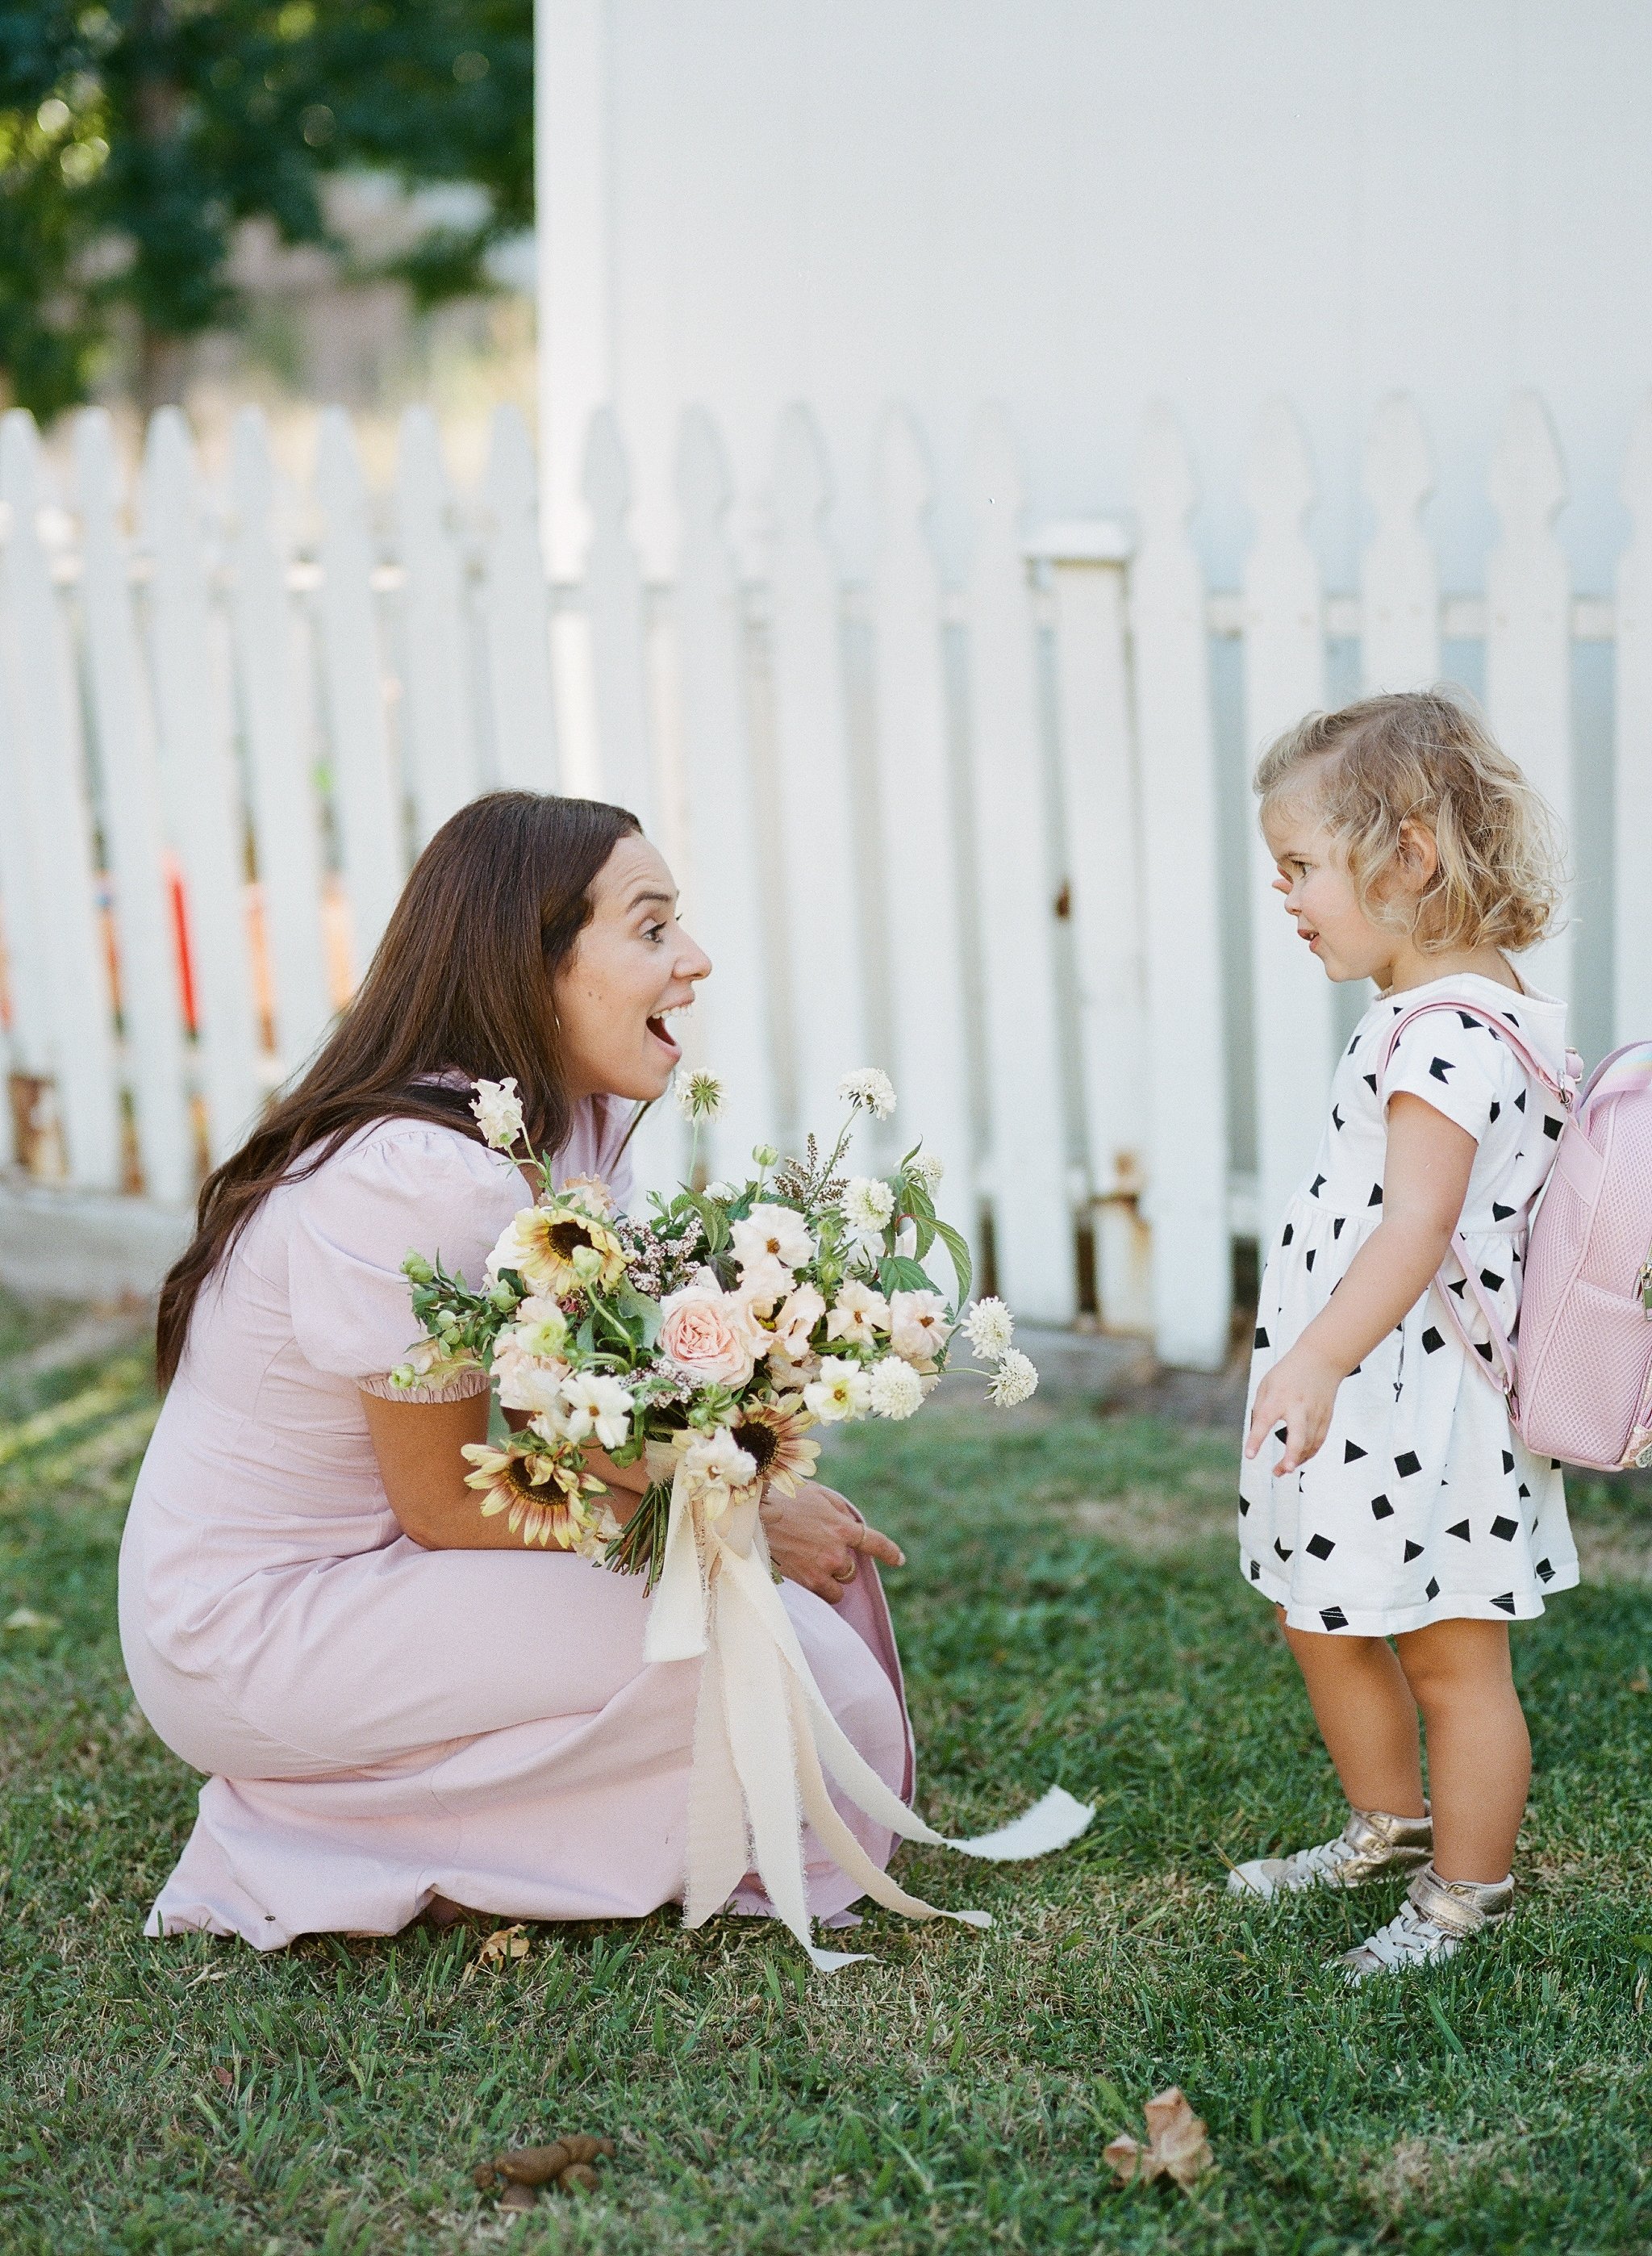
(1245, 1092, 1477, 1476)
(364, 1390, 904, 1592)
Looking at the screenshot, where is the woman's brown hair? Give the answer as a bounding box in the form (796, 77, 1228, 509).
(155, 790, 640, 1388)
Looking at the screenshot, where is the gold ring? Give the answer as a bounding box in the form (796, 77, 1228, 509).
(832, 1557, 858, 1584)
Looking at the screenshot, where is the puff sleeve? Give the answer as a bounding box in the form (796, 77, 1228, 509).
(1383, 1009, 1525, 1147)
(286, 1122, 525, 1397)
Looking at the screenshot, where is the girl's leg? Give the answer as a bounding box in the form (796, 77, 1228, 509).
(1279, 1612, 1425, 1815)
(1393, 1618, 1529, 1882)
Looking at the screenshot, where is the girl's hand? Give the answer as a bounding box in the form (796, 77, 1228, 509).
(1245, 1346, 1343, 1475)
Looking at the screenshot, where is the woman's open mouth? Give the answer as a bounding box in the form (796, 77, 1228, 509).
(646, 1005, 689, 1062)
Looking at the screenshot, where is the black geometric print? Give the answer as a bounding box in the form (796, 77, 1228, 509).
(1333, 1217, 1345, 1239)
(1543, 1115, 1562, 1140)
(1492, 1201, 1516, 1221)
(1535, 1557, 1554, 1582)
(1447, 1519, 1471, 1540)
(1425, 1577, 1440, 1599)
(1404, 1539, 1425, 1560)
(1238, 1493, 1250, 1516)
(1369, 1184, 1384, 1205)
(1448, 1276, 1467, 1297)
(1249, 1560, 1261, 1581)
(1422, 1326, 1444, 1352)
(1457, 1011, 1480, 1029)
(1514, 1089, 1526, 1112)
(1254, 1326, 1269, 1348)
(1475, 1341, 1495, 1361)
(1429, 1056, 1454, 1082)
(1370, 1494, 1395, 1519)
(1490, 1101, 1501, 1123)
(1274, 1425, 1287, 1444)
(1309, 1174, 1326, 1197)
(1333, 1105, 1344, 1131)
(1320, 1606, 1349, 1631)
(1274, 1539, 1292, 1561)
(1305, 1248, 1316, 1271)
(1345, 1440, 1368, 1464)
(1306, 1533, 1335, 1559)
(1491, 1593, 1517, 1615)
(1363, 1072, 1378, 1094)
(1282, 1222, 1295, 1246)
(1518, 1481, 1530, 1499)
(1503, 1450, 1516, 1474)
(1491, 1516, 1517, 1540)
(1395, 1451, 1420, 1477)
(1480, 1268, 1504, 1291)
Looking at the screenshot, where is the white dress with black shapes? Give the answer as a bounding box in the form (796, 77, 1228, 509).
(1239, 972, 1579, 1636)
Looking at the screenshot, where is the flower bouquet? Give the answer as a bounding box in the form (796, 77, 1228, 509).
(391, 1065, 1039, 1583)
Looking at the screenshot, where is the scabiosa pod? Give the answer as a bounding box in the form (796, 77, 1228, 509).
(962, 1296, 1016, 1361)
(837, 1067, 897, 1120)
(987, 1347, 1039, 1407)
(675, 1070, 725, 1122)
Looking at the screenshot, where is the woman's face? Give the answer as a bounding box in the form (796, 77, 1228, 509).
(553, 834, 711, 1101)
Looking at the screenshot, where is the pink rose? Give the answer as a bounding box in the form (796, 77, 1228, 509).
(659, 1282, 757, 1389)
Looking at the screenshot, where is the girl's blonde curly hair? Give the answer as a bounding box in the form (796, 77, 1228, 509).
(1254, 689, 1565, 955)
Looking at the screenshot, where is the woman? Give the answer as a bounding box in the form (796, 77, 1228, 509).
(121, 792, 912, 1948)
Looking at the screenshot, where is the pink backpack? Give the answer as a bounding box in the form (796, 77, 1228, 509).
(1381, 1001, 1652, 1473)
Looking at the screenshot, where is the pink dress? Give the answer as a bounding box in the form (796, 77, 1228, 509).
(119, 1097, 913, 1949)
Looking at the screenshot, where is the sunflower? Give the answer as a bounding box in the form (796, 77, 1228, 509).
(461, 1439, 616, 1555)
(732, 1394, 821, 1498)
(487, 1201, 628, 1301)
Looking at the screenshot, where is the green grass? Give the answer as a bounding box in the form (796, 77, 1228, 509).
(3, 1293, 1652, 2252)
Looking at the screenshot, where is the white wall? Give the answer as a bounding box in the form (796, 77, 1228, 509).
(538, 0, 1652, 592)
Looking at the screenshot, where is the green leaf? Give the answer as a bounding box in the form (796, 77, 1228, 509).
(931, 1218, 973, 1306)
(878, 1255, 934, 1297)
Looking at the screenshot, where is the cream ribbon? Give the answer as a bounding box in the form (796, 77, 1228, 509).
(640, 1441, 1094, 1972)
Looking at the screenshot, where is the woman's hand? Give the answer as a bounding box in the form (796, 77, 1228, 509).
(1245, 1345, 1342, 1476)
(760, 1479, 905, 1604)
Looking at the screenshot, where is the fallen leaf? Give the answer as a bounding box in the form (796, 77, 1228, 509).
(212, 2067, 233, 2091)
(1103, 2087, 1214, 2190)
(461, 1924, 530, 1981)
(4, 1607, 60, 1632)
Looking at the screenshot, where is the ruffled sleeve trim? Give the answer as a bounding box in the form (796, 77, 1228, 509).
(357, 1368, 491, 1405)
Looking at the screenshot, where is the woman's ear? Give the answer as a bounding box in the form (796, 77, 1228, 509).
(1395, 817, 1440, 894)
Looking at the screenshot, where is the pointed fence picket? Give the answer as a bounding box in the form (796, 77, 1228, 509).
(766, 404, 870, 1144)
(75, 409, 194, 1205)
(0, 385, 1640, 1374)
(1241, 398, 1332, 1244)
(1486, 391, 1574, 1001)
(142, 408, 265, 1166)
(1042, 522, 1150, 1331)
(673, 406, 780, 1180)
(1130, 405, 1231, 1372)
(964, 407, 1075, 1324)
(227, 409, 333, 1075)
(0, 414, 123, 1188)
(870, 407, 977, 1275)
(394, 407, 482, 846)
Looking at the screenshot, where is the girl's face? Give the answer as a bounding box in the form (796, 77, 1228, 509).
(553, 834, 711, 1101)
(1265, 796, 1411, 988)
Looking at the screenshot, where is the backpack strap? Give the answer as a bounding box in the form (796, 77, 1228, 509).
(1375, 996, 1579, 1406)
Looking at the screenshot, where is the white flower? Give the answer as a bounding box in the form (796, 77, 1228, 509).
(826, 1278, 891, 1346)
(889, 1288, 952, 1366)
(555, 1371, 635, 1451)
(769, 1283, 826, 1363)
(838, 1067, 897, 1120)
(962, 1296, 1015, 1361)
(734, 1252, 794, 1312)
(492, 1338, 570, 1416)
(803, 1355, 874, 1424)
(842, 1176, 895, 1241)
(471, 1076, 525, 1152)
(912, 1150, 945, 1191)
(706, 1180, 736, 1202)
(867, 1356, 924, 1420)
(675, 1070, 724, 1122)
(676, 1425, 759, 1518)
(731, 1202, 816, 1276)
(510, 1295, 570, 1360)
(987, 1347, 1039, 1407)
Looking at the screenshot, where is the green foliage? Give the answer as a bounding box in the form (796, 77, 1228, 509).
(3, 1293, 1652, 2250)
(0, 0, 532, 419)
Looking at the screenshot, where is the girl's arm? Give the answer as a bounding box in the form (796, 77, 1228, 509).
(1245, 1093, 1477, 1475)
(360, 1393, 651, 1550)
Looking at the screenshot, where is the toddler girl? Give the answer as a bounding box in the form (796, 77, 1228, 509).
(1232, 690, 1578, 1980)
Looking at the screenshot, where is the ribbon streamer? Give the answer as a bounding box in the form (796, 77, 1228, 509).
(640, 1442, 1094, 1971)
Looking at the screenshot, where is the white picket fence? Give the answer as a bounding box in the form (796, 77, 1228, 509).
(0, 388, 1646, 1370)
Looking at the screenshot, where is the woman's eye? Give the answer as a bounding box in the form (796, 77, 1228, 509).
(644, 921, 667, 944)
